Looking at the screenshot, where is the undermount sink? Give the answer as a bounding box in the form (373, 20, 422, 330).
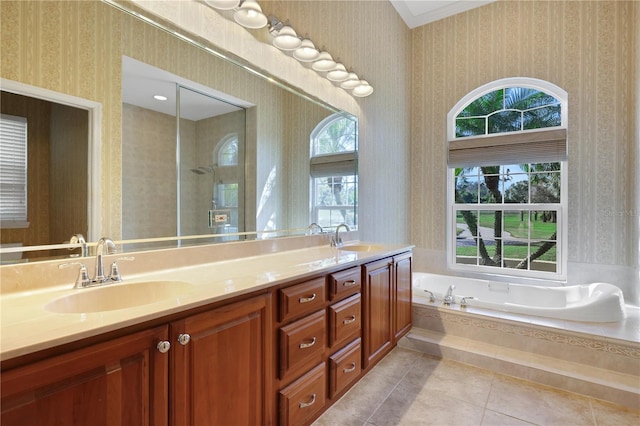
(45, 280, 194, 314)
(339, 244, 385, 252)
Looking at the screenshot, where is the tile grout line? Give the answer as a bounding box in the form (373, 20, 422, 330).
(363, 354, 425, 425)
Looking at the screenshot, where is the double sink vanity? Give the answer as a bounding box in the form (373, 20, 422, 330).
(0, 235, 413, 425)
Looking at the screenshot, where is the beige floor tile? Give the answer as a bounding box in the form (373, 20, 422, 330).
(368, 384, 485, 426)
(486, 375, 595, 425)
(590, 398, 640, 426)
(481, 409, 535, 425)
(312, 370, 399, 426)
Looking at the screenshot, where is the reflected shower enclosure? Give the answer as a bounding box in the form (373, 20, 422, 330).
(122, 79, 245, 241)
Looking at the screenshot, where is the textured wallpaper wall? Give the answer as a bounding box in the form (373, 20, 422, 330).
(411, 0, 637, 269)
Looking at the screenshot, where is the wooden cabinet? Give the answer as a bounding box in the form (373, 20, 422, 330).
(329, 338, 362, 398)
(278, 362, 327, 426)
(1, 295, 272, 426)
(171, 294, 271, 426)
(279, 310, 326, 381)
(394, 252, 413, 341)
(362, 258, 394, 368)
(363, 253, 413, 369)
(1, 249, 411, 426)
(0, 326, 169, 426)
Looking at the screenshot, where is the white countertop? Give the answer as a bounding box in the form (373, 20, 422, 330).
(1, 242, 411, 361)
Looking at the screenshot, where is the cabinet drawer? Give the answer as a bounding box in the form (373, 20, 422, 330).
(280, 310, 326, 378)
(279, 277, 326, 322)
(279, 362, 327, 426)
(328, 266, 361, 300)
(328, 293, 361, 349)
(329, 338, 362, 398)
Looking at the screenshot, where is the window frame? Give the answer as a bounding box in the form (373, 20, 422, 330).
(0, 113, 29, 228)
(309, 113, 358, 230)
(446, 78, 568, 281)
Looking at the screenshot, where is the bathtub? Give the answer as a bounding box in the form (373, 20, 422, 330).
(413, 272, 626, 323)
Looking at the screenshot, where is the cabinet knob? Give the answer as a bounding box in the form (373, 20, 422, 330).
(177, 333, 191, 345)
(157, 341, 171, 353)
(299, 337, 317, 349)
(299, 393, 317, 409)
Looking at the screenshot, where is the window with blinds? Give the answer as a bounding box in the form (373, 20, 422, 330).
(446, 79, 568, 280)
(310, 113, 358, 230)
(0, 114, 28, 225)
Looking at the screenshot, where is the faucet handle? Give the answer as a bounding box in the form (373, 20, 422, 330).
(109, 256, 135, 282)
(460, 296, 475, 308)
(59, 262, 91, 289)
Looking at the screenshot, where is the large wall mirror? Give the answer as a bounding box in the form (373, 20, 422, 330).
(0, 0, 358, 264)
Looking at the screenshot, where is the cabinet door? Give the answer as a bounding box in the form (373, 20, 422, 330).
(170, 294, 272, 426)
(362, 258, 394, 369)
(394, 253, 413, 341)
(1, 326, 169, 426)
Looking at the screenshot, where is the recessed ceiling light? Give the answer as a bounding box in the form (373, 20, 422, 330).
(153, 95, 168, 101)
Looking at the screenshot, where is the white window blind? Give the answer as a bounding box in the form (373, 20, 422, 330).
(310, 152, 357, 178)
(0, 114, 28, 222)
(448, 128, 567, 168)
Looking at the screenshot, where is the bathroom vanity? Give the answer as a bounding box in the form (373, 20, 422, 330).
(0, 241, 412, 426)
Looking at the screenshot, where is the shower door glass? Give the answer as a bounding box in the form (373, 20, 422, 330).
(178, 86, 245, 241)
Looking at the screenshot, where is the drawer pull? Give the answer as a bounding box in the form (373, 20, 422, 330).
(342, 280, 357, 287)
(343, 362, 357, 373)
(299, 293, 317, 303)
(299, 337, 317, 349)
(299, 393, 317, 408)
(343, 315, 357, 325)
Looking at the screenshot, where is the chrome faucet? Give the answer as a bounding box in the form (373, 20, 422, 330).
(69, 233, 88, 257)
(308, 222, 324, 235)
(93, 237, 116, 284)
(331, 223, 350, 248)
(443, 285, 455, 305)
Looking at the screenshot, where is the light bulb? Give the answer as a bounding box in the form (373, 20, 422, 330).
(234, 0, 267, 29)
(312, 51, 336, 72)
(340, 73, 360, 89)
(327, 64, 349, 82)
(272, 25, 301, 51)
(204, 0, 239, 10)
(293, 39, 319, 62)
(352, 80, 374, 97)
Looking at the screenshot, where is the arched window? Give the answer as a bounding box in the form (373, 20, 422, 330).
(447, 78, 567, 279)
(310, 113, 358, 229)
(217, 134, 238, 166)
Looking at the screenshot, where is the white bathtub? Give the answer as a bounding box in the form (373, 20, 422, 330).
(413, 272, 626, 323)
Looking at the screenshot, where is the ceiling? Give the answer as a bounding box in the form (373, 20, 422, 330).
(390, 0, 497, 29)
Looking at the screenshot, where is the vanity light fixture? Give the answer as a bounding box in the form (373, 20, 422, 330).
(204, 0, 239, 10)
(352, 80, 374, 97)
(293, 38, 320, 62)
(311, 51, 337, 72)
(234, 0, 267, 29)
(340, 73, 360, 90)
(326, 63, 349, 82)
(153, 95, 168, 101)
(271, 23, 302, 51)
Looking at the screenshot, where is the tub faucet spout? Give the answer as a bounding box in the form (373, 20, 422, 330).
(444, 285, 456, 305)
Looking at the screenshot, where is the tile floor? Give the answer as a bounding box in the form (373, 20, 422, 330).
(314, 347, 640, 426)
